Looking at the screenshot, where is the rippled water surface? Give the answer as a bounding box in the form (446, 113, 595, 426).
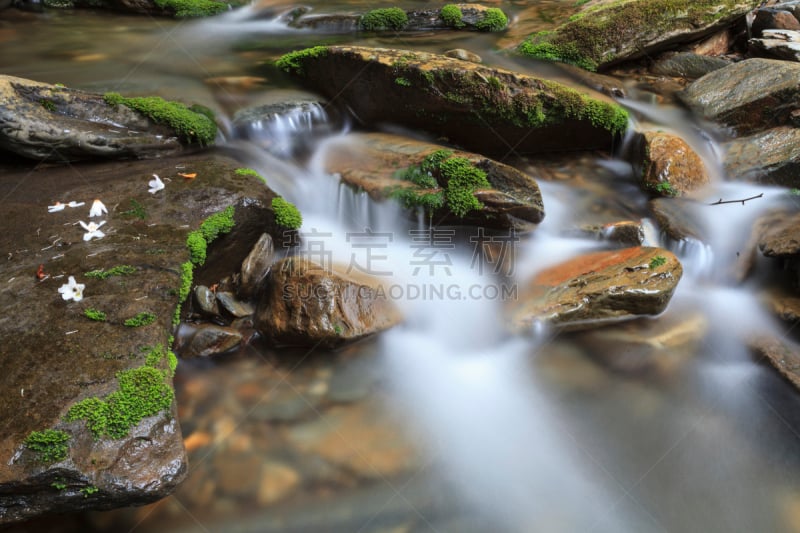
(4, 2, 800, 532)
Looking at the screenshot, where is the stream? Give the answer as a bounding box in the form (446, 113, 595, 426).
(3, 2, 800, 532)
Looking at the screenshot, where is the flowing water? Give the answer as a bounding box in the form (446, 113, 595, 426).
(4, 2, 800, 532)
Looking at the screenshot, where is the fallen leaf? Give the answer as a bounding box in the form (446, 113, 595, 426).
(36, 264, 45, 280)
(179, 172, 197, 179)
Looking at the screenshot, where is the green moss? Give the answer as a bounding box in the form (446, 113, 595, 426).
(80, 486, 99, 497)
(439, 157, 491, 217)
(143, 344, 178, 377)
(84, 308, 107, 322)
(649, 255, 667, 268)
(395, 77, 412, 87)
(123, 312, 156, 328)
(64, 366, 174, 439)
(440, 4, 464, 28)
(518, 0, 757, 71)
(24, 430, 70, 463)
(186, 230, 207, 265)
(120, 199, 147, 220)
(420, 149, 453, 174)
(474, 8, 508, 32)
(103, 92, 216, 145)
(272, 197, 303, 229)
(153, 0, 227, 17)
(235, 167, 263, 180)
(360, 7, 408, 31)
(40, 99, 56, 112)
(275, 46, 329, 75)
(51, 481, 67, 490)
(178, 261, 193, 303)
(84, 265, 137, 280)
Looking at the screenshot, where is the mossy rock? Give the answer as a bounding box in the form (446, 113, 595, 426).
(517, 0, 761, 71)
(274, 46, 628, 155)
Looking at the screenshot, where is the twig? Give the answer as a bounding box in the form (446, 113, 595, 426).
(708, 193, 763, 206)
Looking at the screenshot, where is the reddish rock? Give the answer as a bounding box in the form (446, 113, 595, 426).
(639, 131, 710, 196)
(509, 247, 683, 332)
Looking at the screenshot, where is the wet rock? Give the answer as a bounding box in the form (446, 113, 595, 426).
(751, 8, 800, 37)
(287, 13, 360, 31)
(558, 63, 627, 99)
(239, 233, 274, 300)
(678, 58, 800, 135)
(689, 29, 733, 56)
(750, 29, 800, 61)
(284, 403, 418, 479)
(254, 257, 402, 348)
(443, 48, 482, 63)
(578, 220, 646, 246)
(194, 285, 218, 316)
(250, 384, 323, 423)
(508, 247, 683, 332)
(637, 131, 710, 196)
(320, 132, 545, 230)
(762, 286, 800, 323)
(215, 291, 254, 318)
(179, 324, 243, 358)
(0, 153, 280, 523)
(649, 197, 708, 242)
(651, 52, 731, 80)
(576, 310, 708, 376)
(724, 127, 800, 186)
(750, 336, 800, 391)
(0, 75, 215, 161)
(257, 462, 300, 506)
(276, 46, 629, 155)
(517, 0, 758, 71)
(758, 211, 800, 257)
(68, 0, 230, 17)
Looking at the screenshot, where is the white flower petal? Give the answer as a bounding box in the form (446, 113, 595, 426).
(48, 203, 66, 213)
(148, 174, 165, 194)
(67, 201, 85, 208)
(79, 220, 90, 231)
(89, 199, 107, 217)
(58, 276, 85, 302)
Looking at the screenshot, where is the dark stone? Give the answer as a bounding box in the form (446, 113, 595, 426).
(651, 52, 731, 80)
(239, 233, 274, 300)
(724, 127, 800, 186)
(178, 324, 243, 358)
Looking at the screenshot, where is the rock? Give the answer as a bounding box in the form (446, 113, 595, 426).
(443, 48, 482, 63)
(651, 52, 731, 80)
(724, 127, 800, 186)
(328, 356, 379, 403)
(678, 58, 800, 135)
(70, 0, 231, 17)
(275, 46, 629, 155)
(508, 247, 683, 332)
(287, 13, 360, 31)
(239, 233, 274, 299)
(649, 197, 708, 242)
(0, 76, 216, 161)
(689, 29, 733, 56)
(749, 336, 800, 391)
(320, 132, 545, 230)
(577, 220, 646, 246)
(762, 286, 800, 323)
(257, 462, 300, 506)
(250, 382, 324, 423)
(637, 131, 710, 196)
(213, 451, 262, 497)
(517, 0, 759, 71)
(758, 211, 800, 257)
(0, 153, 283, 523)
(178, 324, 243, 358)
(193, 285, 218, 316)
(405, 4, 509, 32)
(750, 29, 800, 61)
(254, 257, 402, 348)
(751, 8, 800, 37)
(575, 310, 708, 376)
(215, 291, 255, 318)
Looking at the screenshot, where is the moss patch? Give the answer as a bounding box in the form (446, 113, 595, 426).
(518, 0, 758, 71)
(153, 0, 228, 17)
(83, 308, 107, 322)
(64, 366, 174, 439)
(103, 92, 216, 145)
(275, 46, 329, 75)
(84, 265, 137, 280)
(440, 4, 464, 28)
(272, 197, 303, 229)
(123, 312, 156, 328)
(24, 430, 70, 463)
(474, 7, 508, 32)
(360, 7, 408, 31)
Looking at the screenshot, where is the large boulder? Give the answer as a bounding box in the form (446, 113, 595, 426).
(0, 76, 217, 162)
(320, 133, 545, 230)
(274, 46, 628, 155)
(636, 131, 710, 196)
(508, 247, 683, 332)
(517, 0, 759, 71)
(254, 257, 402, 348)
(678, 59, 800, 135)
(724, 127, 800, 186)
(0, 153, 284, 524)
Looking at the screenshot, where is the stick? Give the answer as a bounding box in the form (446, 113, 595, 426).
(708, 193, 763, 206)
